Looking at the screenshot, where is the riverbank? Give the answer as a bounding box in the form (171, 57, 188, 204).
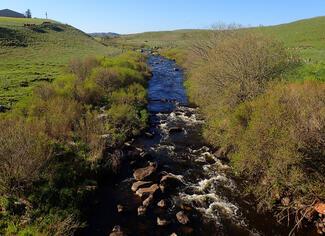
(158, 29, 324, 235)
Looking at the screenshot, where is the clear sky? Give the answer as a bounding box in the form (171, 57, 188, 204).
(1, 0, 324, 34)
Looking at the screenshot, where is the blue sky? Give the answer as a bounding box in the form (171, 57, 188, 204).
(1, 1, 324, 33)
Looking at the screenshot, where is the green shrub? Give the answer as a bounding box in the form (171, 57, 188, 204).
(106, 104, 148, 142)
(229, 80, 325, 212)
(110, 83, 147, 107)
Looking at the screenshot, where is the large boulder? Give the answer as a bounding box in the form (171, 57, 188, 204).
(176, 211, 190, 225)
(136, 184, 159, 198)
(131, 181, 152, 192)
(133, 162, 157, 181)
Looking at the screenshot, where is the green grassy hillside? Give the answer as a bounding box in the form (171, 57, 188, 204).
(0, 17, 117, 107)
(254, 16, 325, 62)
(108, 16, 325, 62)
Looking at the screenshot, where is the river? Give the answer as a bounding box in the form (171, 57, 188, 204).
(79, 54, 308, 236)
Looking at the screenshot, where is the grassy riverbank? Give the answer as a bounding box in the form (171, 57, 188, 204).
(0, 47, 149, 235)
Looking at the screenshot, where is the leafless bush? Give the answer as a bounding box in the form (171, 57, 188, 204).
(0, 118, 51, 197)
(68, 56, 99, 81)
(191, 30, 291, 107)
(76, 111, 106, 162)
(48, 214, 84, 236)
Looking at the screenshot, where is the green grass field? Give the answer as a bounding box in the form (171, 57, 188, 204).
(0, 17, 119, 107)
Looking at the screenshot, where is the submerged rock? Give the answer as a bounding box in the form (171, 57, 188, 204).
(117, 204, 124, 213)
(138, 205, 147, 216)
(145, 132, 154, 138)
(157, 199, 167, 208)
(168, 127, 183, 134)
(133, 162, 157, 181)
(176, 211, 190, 225)
(131, 181, 152, 192)
(157, 216, 170, 226)
(136, 184, 159, 198)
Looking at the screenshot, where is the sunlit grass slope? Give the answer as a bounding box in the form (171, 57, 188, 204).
(0, 17, 116, 107)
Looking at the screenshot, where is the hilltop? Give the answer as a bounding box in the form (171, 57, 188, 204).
(0, 17, 115, 107)
(0, 9, 25, 18)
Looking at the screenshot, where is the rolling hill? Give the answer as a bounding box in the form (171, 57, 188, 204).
(107, 16, 325, 62)
(0, 17, 117, 107)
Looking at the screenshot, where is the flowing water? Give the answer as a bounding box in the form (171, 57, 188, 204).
(79, 55, 312, 236)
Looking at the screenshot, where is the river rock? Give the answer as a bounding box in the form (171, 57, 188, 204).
(131, 181, 152, 192)
(315, 203, 325, 215)
(136, 184, 159, 198)
(180, 203, 193, 211)
(214, 147, 229, 159)
(117, 204, 124, 213)
(157, 199, 167, 208)
(133, 162, 157, 181)
(145, 132, 154, 138)
(159, 184, 166, 193)
(281, 197, 290, 206)
(160, 173, 184, 185)
(157, 217, 170, 226)
(138, 205, 147, 216)
(176, 211, 190, 224)
(143, 194, 154, 207)
(109, 225, 125, 236)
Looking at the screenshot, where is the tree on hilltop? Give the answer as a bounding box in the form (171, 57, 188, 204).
(25, 9, 32, 18)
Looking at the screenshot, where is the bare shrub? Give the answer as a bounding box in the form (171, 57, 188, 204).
(29, 96, 83, 141)
(68, 56, 99, 81)
(47, 214, 83, 236)
(76, 111, 106, 162)
(91, 67, 121, 93)
(0, 118, 51, 197)
(191, 30, 292, 107)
